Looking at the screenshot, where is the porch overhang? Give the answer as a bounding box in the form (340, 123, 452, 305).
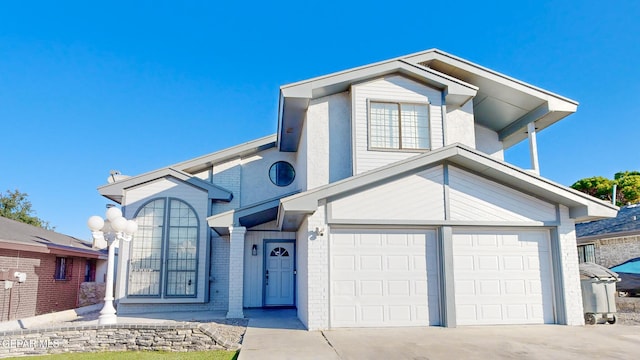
(405, 49, 578, 148)
(207, 191, 300, 235)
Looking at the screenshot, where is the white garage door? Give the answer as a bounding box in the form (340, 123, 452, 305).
(330, 229, 440, 328)
(453, 229, 554, 325)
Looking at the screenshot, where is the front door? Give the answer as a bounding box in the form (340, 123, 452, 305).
(264, 241, 295, 306)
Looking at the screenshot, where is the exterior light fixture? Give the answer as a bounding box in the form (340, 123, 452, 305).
(87, 206, 138, 325)
(252, 244, 258, 256)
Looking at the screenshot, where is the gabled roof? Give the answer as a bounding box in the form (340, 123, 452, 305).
(0, 216, 107, 259)
(277, 144, 617, 230)
(97, 135, 276, 204)
(576, 204, 640, 239)
(278, 49, 578, 151)
(98, 167, 233, 204)
(170, 134, 277, 174)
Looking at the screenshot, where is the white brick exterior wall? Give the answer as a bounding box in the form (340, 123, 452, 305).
(296, 219, 309, 328)
(304, 204, 330, 330)
(558, 205, 585, 325)
(227, 226, 246, 318)
(211, 234, 230, 310)
(211, 159, 241, 214)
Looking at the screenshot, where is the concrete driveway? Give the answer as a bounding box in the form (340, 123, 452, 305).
(239, 310, 640, 360)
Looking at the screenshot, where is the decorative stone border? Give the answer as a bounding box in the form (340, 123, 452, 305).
(0, 322, 240, 358)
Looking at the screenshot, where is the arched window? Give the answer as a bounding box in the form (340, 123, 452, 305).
(128, 198, 199, 297)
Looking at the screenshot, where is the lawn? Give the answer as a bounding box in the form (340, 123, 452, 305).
(4, 350, 238, 360)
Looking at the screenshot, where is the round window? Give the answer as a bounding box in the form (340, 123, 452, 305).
(269, 161, 295, 187)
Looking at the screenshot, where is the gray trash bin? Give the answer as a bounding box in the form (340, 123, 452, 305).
(579, 262, 620, 325)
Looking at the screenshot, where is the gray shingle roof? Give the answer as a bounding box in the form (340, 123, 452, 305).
(576, 204, 640, 238)
(0, 216, 105, 257)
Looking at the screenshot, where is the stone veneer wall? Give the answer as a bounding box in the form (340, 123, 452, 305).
(77, 283, 106, 307)
(0, 323, 238, 358)
(594, 235, 640, 268)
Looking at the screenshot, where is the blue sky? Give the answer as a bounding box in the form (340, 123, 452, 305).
(1, 1, 639, 240)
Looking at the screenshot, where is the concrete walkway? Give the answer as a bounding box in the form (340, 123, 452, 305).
(239, 309, 640, 360)
(238, 309, 339, 360)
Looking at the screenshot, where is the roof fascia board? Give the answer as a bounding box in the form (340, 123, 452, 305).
(185, 177, 233, 201)
(0, 241, 49, 253)
(47, 246, 107, 259)
(449, 147, 618, 216)
(174, 134, 277, 173)
(0, 240, 105, 259)
(98, 135, 276, 195)
(280, 144, 617, 220)
(207, 191, 299, 231)
(577, 229, 640, 242)
(281, 60, 477, 103)
(281, 146, 460, 212)
(404, 49, 579, 107)
(99, 168, 233, 203)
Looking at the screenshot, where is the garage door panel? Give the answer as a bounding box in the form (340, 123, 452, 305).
(453, 230, 554, 326)
(331, 230, 440, 328)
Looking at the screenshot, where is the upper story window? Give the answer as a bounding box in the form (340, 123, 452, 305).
(369, 101, 430, 150)
(128, 198, 199, 298)
(269, 161, 295, 187)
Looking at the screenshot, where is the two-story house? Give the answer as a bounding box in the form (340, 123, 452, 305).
(96, 49, 617, 329)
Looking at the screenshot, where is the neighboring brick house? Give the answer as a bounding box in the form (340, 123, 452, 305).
(576, 204, 640, 268)
(0, 216, 107, 321)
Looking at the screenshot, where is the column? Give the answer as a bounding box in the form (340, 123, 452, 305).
(227, 226, 246, 318)
(528, 122, 540, 175)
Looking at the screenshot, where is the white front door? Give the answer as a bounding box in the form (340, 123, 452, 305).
(264, 241, 295, 306)
(452, 229, 555, 325)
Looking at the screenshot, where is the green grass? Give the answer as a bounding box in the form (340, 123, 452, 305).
(4, 350, 238, 360)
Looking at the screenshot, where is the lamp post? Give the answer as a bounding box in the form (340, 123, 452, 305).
(87, 207, 138, 325)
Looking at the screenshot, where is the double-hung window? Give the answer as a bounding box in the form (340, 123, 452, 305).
(128, 198, 199, 297)
(369, 101, 430, 150)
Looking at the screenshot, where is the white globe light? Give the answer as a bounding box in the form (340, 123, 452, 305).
(87, 216, 104, 232)
(105, 207, 123, 222)
(125, 220, 139, 235)
(111, 216, 128, 232)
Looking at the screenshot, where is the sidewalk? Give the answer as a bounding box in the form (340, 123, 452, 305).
(238, 309, 339, 360)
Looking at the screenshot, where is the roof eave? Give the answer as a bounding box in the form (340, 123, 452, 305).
(278, 144, 618, 223)
(98, 168, 233, 204)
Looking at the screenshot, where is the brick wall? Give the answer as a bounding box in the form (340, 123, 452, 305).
(594, 235, 640, 268)
(0, 250, 88, 320)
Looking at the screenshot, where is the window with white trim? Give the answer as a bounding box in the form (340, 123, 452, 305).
(369, 101, 430, 150)
(128, 198, 199, 297)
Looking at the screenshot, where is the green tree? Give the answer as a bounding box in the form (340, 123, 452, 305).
(0, 189, 53, 229)
(571, 171, 640, 206)
(615, 171, 640, 205)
